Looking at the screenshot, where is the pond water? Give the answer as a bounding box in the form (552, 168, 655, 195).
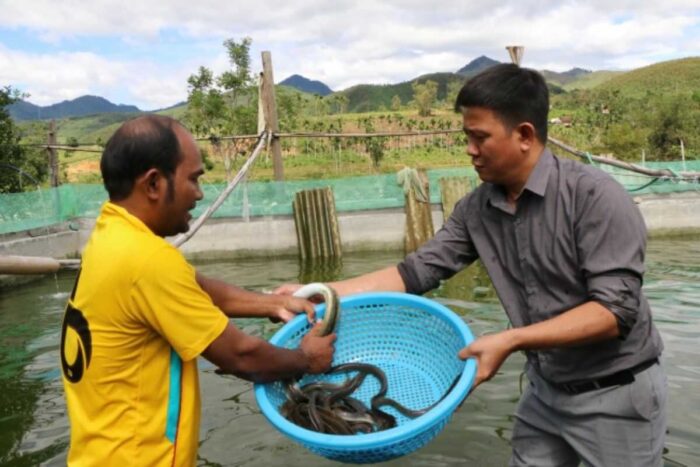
(0, 237, 698, 466)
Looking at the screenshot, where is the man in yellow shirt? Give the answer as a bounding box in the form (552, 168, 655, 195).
(60, 115, 335, 466)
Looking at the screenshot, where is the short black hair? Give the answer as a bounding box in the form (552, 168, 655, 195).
(100, 115, 183, 200)
(454, 64, 549, 143)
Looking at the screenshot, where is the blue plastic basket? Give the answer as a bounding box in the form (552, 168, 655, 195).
(254, 292, 477, 464)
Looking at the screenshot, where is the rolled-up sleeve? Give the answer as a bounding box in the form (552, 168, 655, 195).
(575, 176, 647, 338)
(398, 195, 479, 294)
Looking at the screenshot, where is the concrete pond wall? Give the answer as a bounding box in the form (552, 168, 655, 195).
(2, 191, 700, 287)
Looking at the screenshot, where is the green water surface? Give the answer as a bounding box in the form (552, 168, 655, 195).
(0, 238, 698, 466)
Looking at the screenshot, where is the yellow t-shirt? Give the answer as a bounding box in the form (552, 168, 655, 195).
(60, 202, 229, 466)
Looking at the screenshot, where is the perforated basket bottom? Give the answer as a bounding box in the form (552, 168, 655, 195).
(256, 293, 475, 464)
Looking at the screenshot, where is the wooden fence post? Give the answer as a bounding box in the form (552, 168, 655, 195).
(260, 51, 284, 181)
(48, 119, 59, 187)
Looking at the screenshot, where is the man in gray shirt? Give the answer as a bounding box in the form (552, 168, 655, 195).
(278, 64, 666, 466)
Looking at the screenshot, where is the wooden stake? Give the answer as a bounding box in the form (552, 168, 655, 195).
(506, 46, 525, 66)
(48, 120, 59, 187)
(260, 51, 284, 180)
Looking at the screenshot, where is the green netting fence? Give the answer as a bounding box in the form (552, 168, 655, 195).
(1, 163, 697, 236)
(592, 160, 700, 194)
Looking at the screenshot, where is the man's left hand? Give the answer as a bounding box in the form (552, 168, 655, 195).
(269, 295, 316, 324)
(458, 330, 518, 391)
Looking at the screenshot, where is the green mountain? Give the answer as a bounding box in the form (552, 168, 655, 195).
(9, 95, 140, 121)
(340, 72, 465, 112)
(279, 75, 333, 96)
(20, 57, 699, 145)
(541, 67, 591, 86)
(457, 56, 501, 77)
(18, 103, 189, 145)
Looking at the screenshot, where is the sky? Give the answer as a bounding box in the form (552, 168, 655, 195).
(1, 0, 699, 111)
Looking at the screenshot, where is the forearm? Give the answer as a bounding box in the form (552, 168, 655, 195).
(329, 266, 406, 296)
(507, 301, 619, 352)
(203, 326, 309, 383)
(197, 273, 283, 318)
(461, 301, 620, 388)
(228, 338, 309, 383)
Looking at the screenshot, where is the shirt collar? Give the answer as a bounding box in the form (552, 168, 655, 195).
(485, 147, 554, 211)
(100, 201, 154, 234)
(522, 147, 554, 198)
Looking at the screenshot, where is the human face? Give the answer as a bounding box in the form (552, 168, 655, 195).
(462, 107, 526, 187)
(161, 129, 204, 236)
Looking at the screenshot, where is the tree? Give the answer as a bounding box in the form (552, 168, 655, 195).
(361, 118, 386, 168)
(184, 37, 257, 138)
(331, 94, 349, 114)
(185, 66, 225, 136)
(277, 89, 303, 131)
(0, 87, 47, 192)
(647, 96, 693, 160)
(412, 80, 438, 117)
(446, 80, 463, 109)
(391, 95, 402, 111)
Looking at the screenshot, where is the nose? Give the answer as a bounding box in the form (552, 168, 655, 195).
(467, 139, 479, 158)
(195, 184, 204, 201)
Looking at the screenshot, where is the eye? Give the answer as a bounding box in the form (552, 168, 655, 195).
(468, 133, 485, 143)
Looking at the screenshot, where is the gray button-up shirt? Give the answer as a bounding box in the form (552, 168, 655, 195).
(398, 148, 663, 384)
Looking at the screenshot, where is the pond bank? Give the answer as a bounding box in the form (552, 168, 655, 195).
(1, 191, 700, 286)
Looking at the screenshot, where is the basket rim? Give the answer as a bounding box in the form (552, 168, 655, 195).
(254, 291, 477, 451)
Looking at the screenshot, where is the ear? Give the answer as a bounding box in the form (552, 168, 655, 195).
(139, 168, 165, 201)
(515, 123, 536, 152)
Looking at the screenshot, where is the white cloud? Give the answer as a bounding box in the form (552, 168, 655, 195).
(0, 0, 698, 107)
(0, 45, 189, 109)
(0, 46, 126, 103)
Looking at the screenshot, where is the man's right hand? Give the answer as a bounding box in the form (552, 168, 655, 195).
(273, 283, 302, 296)
(299, 321, 336, 374)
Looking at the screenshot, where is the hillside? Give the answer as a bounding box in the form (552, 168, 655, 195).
(279, 74, 333, 96)
(18, 102, 190, 145)
(19, 57, 699, 146)
(562, 70, 622, 90)
(340, 72, 465, 112)
(596, 57, 700, 97)
(9, 95, 140, 121)
(541, 67, 591, 86)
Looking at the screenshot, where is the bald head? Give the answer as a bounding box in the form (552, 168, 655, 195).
(101, 115, 190, 200)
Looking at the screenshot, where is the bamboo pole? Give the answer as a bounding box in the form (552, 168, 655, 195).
(548, 137, 700, 180)
(439, 176, 472, 221)
(325, 188, 342, 256)
(172, 131, 268, 247)
(291, 187, 342, 260)
(0, 255, 80, 274)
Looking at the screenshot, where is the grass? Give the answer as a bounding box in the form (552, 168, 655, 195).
(596, 57, 700, 98)
(562, 71, 623, 91)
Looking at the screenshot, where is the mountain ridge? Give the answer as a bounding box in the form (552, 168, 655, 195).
(279, 74, 333, 96)
(8, 55, 632, 121)
(9, 95, 140, 121)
